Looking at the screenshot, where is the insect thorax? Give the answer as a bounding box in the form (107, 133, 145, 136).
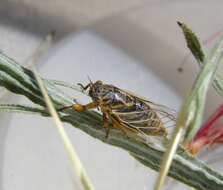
(89, 81, 151, 113)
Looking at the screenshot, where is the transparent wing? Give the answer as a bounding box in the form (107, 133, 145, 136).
(112, 110, 168, 137)
(144, 102, 177, 129)
(117, 87, 177, 127)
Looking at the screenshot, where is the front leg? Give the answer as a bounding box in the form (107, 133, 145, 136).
(58, 102, 98, 111)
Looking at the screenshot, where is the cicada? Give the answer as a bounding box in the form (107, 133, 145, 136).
(59, 80, 176, 139)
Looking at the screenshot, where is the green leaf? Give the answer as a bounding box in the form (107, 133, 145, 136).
(178, 22, 223, 141)
(178, 22, 223, 99)
(154, 23, 223, 190)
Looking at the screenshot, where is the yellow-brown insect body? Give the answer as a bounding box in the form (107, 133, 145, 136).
(59, 80, 173, 138)
(88, 80, 168, 137)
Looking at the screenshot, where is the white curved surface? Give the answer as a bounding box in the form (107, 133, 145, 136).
(2, 1, 223, 189)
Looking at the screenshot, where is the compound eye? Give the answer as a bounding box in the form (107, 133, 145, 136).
(89, 83, 93, 88)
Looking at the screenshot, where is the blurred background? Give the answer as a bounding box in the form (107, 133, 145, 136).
(0, 0, 153, 63)
(1, 0, 223, 189)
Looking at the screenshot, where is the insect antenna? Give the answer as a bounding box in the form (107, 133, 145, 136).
(87, 75, 93, 84)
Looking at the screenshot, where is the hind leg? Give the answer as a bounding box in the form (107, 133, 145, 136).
(108, 112, 137, 137)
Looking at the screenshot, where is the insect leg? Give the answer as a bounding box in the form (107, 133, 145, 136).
(74, 102, 98, 111)
(78, 83, 90, 90)
(108, 112, 137, 137)
(58, 102, 97, 111)
(103, 113, 110, 138)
